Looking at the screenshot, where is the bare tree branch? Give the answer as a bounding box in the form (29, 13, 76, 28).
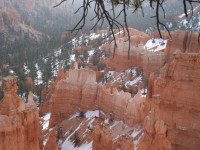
(54, 0, 200, 57)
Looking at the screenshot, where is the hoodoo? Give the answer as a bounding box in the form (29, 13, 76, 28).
(0, 76, 41, 150)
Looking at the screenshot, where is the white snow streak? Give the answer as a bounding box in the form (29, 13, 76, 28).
(41, 113, 51, 130)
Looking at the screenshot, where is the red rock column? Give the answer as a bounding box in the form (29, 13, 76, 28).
(92, 125, 113, 150)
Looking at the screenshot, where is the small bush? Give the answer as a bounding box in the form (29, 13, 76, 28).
(79, 111, 85, 118)
(73, 132, 80, 147)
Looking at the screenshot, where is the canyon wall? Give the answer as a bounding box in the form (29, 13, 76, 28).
(49, 68, 98, 127)
(43, 65, 178, 150)
(107, 30, 200, 78)
(151, 30, 200, 62)
(40, 67, 67, 114)
(48, 67, 145, 128)
(165, 30, 200, 56)
(92, 51, 200, 150)
(0, 76, 41, 150)
(106, 28, 149, 71)
(146, 53, 200, 150)
(97, 84, 145, 125)
(143, 51, 166, 77)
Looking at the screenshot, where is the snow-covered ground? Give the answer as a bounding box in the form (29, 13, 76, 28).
(134, 132, 144, 150)
(101, 68, 142, 90)
(71, 32, 108, 49)
(70, 54, 76, 62)
(41, 113, 51, 131)
(144, 38, 167, 52)
(104, 71, 114, 79)
(62, 110, 144, 149)
(88, 50, 95, 56)
(24, 63, 30, 74)
(54, 48, 62, 57)
(125, 76, 142, 88)
(23, 31, 110, 89)
(62, 140, 93, 150)
(89, 33, 101, 40)
(131, 127, 143, 138)
(9, 70, 15, 74)
(61, 110, 100, 150)
(35, 64, 43, 85)
(42, 108, 145, 150)
(85, 110, 100, 119)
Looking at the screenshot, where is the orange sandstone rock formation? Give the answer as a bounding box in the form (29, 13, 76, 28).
(106, 28, 149, 71)
(138, 115, 172, 150)
(120, 137, 134, 150)
(97, 85, 145, 125)
(44, 129, 59, 150)
(152, 120, 172, 150)
(25, 77, 35, 92)
(41, 31, 200, 150)
(142, 51, 166, 77)
(145, 53, 200, 150)
(106, 28, 168, 77)
(125, 89, 145, 125)
(40, 67, 67, 114)
(92, 125, 113, 150)
(152, 30, 200, 61)
(49, 68, 98, 127)
(0, 76, 41, 150)
(97, 86, 131, 120)
(107, 30, 200, 78)
(42, 66, 173, 150)
(44, 67, 146, 128)
(166, 30, 200, 54)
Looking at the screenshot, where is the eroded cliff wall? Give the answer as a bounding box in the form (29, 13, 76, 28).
(48, 67, 145, 128)
(146, 53, 200, 150)
(49, 68, 98, 127)
(0, 76, 41, 150)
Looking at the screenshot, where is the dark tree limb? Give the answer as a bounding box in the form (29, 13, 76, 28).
(54, 0, 200, 56)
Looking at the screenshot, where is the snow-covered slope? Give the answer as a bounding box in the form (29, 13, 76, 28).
(24, 31, 110, 87)
(41, 110, 143, 150)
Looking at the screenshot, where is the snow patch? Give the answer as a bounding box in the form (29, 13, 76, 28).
(130, 68, 136, 77)
(141, 88, 147, 97)
(104, 118, 109, 125)
(144, 38, 167, 52)
(88, 118, 95, 127)
(90, 33, 100, 40)
(62, 122, 87, 149)
(70, 54, 76, 62)
(62, 140, 93, 150)
(88, 50, 95, 56)
(9, 70, 15, 74)
(177, 125, 187, 131)
(43, 137, 49, 146)
(131, 128, 143, 138)
(68, 112, 79, 120)
(35, 64, 43, 85)
(54, 48, 62, 57)
(104, 71, 114, 79)
(24, 63, 30, 74)
(41, 113, 51, 130)
(125, 76, 142, 87)
(85, 110, 100, 119)
(134, 132, 144, 150)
